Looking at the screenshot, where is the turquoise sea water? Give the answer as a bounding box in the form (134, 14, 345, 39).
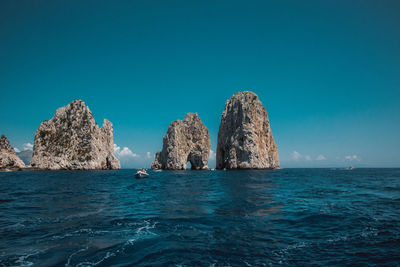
(0, 168, 399, 266)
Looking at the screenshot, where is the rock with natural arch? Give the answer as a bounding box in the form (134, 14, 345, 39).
(152, 113, 210, 170)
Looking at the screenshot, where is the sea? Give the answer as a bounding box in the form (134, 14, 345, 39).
(0, 168, 399, 266)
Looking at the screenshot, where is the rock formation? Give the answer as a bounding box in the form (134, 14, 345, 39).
(0, 135, 26, 169)
(152, 113, 210, 170)
(216, 91, 279, 169)
(30, 100, 120, 170)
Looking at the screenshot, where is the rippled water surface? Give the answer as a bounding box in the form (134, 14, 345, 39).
(0, 168, 399, 266)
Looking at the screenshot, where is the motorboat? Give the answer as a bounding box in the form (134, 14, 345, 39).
(135, 169, 149, 178)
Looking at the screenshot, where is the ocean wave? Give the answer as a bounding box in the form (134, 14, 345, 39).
(3, 247, 51, 267)
(66, 246, 89, 267)
(75, 251, 116, 267)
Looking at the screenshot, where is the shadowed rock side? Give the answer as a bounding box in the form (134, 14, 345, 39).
(216, 91, 279, 169)
(0, 135, 26, 169)
(31, 100, 120, 170)
(152, 113, 210, 170)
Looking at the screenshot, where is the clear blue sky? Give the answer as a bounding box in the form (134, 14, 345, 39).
(1, 0, 399, 168)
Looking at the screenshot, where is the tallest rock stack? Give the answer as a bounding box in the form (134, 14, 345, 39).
(31, 100, 120, 170)
(216, 91, 280, 169)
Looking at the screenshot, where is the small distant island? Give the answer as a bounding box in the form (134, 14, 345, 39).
(1, 91, 280, 171)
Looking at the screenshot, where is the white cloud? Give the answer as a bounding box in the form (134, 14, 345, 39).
(114, 144, 121, 155)
(209, 149, 216, 160)
(114, 144, 139, 158)
(23, 143, 33, 151)
(291, 151, 327, 162)
(14, 147, 20, 153)
(120, 147, 138, 157)
(345, 155, 360, 161)
(146, 152, 152, 159)
(292, 151, 301, 161)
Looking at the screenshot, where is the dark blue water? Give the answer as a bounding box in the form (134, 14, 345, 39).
(0, 169, 399, 266)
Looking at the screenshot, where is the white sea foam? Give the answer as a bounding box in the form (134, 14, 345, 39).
(15, 248, 49, 267)
(65, 246, 88, 267)
(76, 251, 116, 267)
(3, 222, 25, 230)
(327, 235, 348, 243)
(135, 220, 158, 235)
(70, 221, 159, 266)
(62, 209, 104, 221)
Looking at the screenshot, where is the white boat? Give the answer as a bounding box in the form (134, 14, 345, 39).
(135, 169, 149, 178)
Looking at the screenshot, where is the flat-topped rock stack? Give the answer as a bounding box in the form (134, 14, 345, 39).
(30, 100, 120, 170)
(216, 91, 280, 169)
(152, 113, 210, 170)
(0, 135, 26, 169)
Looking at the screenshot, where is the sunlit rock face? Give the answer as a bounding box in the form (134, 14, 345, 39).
(216, 91, 279, 169)
(152, 113, 210, 170)
(31, 100, 120, 170)
(0, 135, 26, 169)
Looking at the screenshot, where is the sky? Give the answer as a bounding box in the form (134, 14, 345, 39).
(1, 0, 399, 168)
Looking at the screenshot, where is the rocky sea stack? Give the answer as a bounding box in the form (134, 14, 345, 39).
(216, 91, 279, 169)
(152, 113, 210, 170)
(0, 135, 26, 169)
(31, 100, 120, 170)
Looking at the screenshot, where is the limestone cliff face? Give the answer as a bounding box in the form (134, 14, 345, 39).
(216, 91, 279, 169)
(0, 135, 25, 169)
(31, 100, 120, 170)
(152, 113, 210, 170)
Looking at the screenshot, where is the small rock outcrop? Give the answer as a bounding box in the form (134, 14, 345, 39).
(31, 100, 120, 170)
(152, 113, 210, 170)
(216, 91, 279, 169)
(0, 135, 26, 169)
